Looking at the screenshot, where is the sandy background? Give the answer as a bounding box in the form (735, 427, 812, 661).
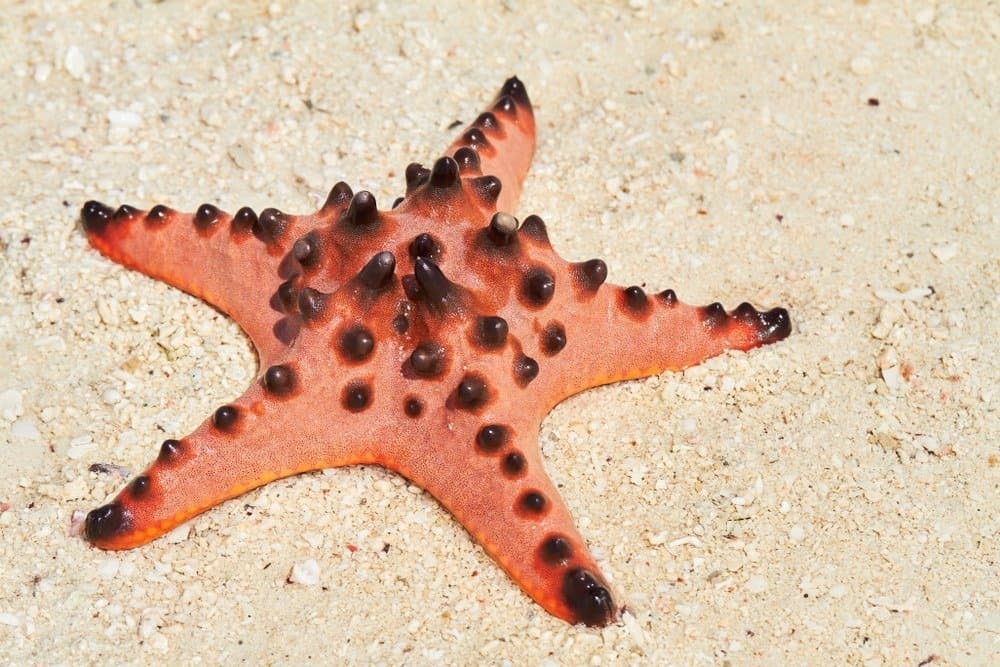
(1, 1, 997, 665)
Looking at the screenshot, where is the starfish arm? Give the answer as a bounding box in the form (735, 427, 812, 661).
(83, 358, 377, 550)
(535, 282, 791, 406)
(79, 198, 333, 363)
(386, 423, 617, 627)
(441, 76, 536, 215)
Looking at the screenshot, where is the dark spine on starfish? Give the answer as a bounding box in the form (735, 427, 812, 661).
(516, 490, 548, 518)
(731, 302, 792, 344)
(492, 75, 532, 117)
(158, 439, 183, 464)
(430, 156, 460, 188)
(539, 535, 572, 566)
(145, 205, 172, 226)
(342, 380, 372, 412)
(475, 111, 499, 131)
(540, 322, 567, 356)
(471, 175, 502, 206)
(80, 201, 115, 234)
(519, 214, 549, 245)
(323, 181, 354, 210)
(263, 364, 297, 397)
(114, 204, 139, 221)
(475, 424, 508, 453)
(462, 127, 489, 149)
(212, 405, 240, 432)
(405, 163, 431, 193)
(339, 325, 375, 362)
(194, 204, 222, 233)
(453, 147, 481, 174)
(254, 208, 289, 245)
(513, 354, 539, 387)
(455, 374, 490, 411)
(502, 450, 526, 478)
(563, 570, 615, 627)
(657, 288, 678, 307)
(404, 396, 424, 417)
(621, 285, 650, 319)
(408, 233, 441, 260)
(522, 267, 555, 307)
(499, 76, 531, 108)
(297, 287, 329, 322)
(474, 316, 508, 349)
(292, 232, 321, 270)
(409, 342, 446, 377)
(701, 302, 728, 330)
(414, 257, 462, 314)
(573, 258, 608, 293)
(275, 278, 298, 313)
(129, 475, 151, 498)
(351, 252, 397, 302)
(84, 503, 131, 543)
(231, 207, 257, 236)
(342, 191, 379, 230)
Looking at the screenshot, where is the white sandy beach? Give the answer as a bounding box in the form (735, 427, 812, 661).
(1, 2, 997, 664)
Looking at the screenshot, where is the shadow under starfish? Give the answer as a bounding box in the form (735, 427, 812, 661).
(78, 77, 790, 626)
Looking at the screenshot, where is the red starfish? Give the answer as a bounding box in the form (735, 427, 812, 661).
(79, 77, 789, 626)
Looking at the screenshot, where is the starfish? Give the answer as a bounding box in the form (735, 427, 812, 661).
(79, 77, 790, 626)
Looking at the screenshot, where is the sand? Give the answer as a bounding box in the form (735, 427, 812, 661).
(1, 1, 997, 665)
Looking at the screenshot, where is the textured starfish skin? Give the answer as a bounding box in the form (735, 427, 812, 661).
(80, 78, 790, 626)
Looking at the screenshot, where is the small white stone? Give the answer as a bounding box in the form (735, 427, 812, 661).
(871, 303, 901, 339)
(0, 612, 21, 626)
(669, 535, 703, 549)
(149, 632, 169, 653)
(622, 610, 647, 649)
(0, 389, 23, 422)
(745, 574, 768, 594)
(33, 62, 51, 83)
(200, 104, 223, 127)
(881, 365, 906, 393)
(11, 418, 40, 439)
(726, 152, 739, 174)
(829, 584, 848, 599)
(839, 213, 855, 228)
(64, 45, 86, 79)
(875, 286, 933, 302)
(788, 525, 805, 542)
(898, 90, 919, 111)
(353, 10, 371, 31)
(931, 243, 959, 263)
(915, 8, 935, 25)
(96, 557, 120, 579)
(850, 55, 874, 76)
(164, 523, 191, 544)
(108, 110, 143, 130)
(646, 530, 669, 546)
(288, 559, 320, 585)
(67, 436, 96, 460)
(302, 531, 324, 548)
